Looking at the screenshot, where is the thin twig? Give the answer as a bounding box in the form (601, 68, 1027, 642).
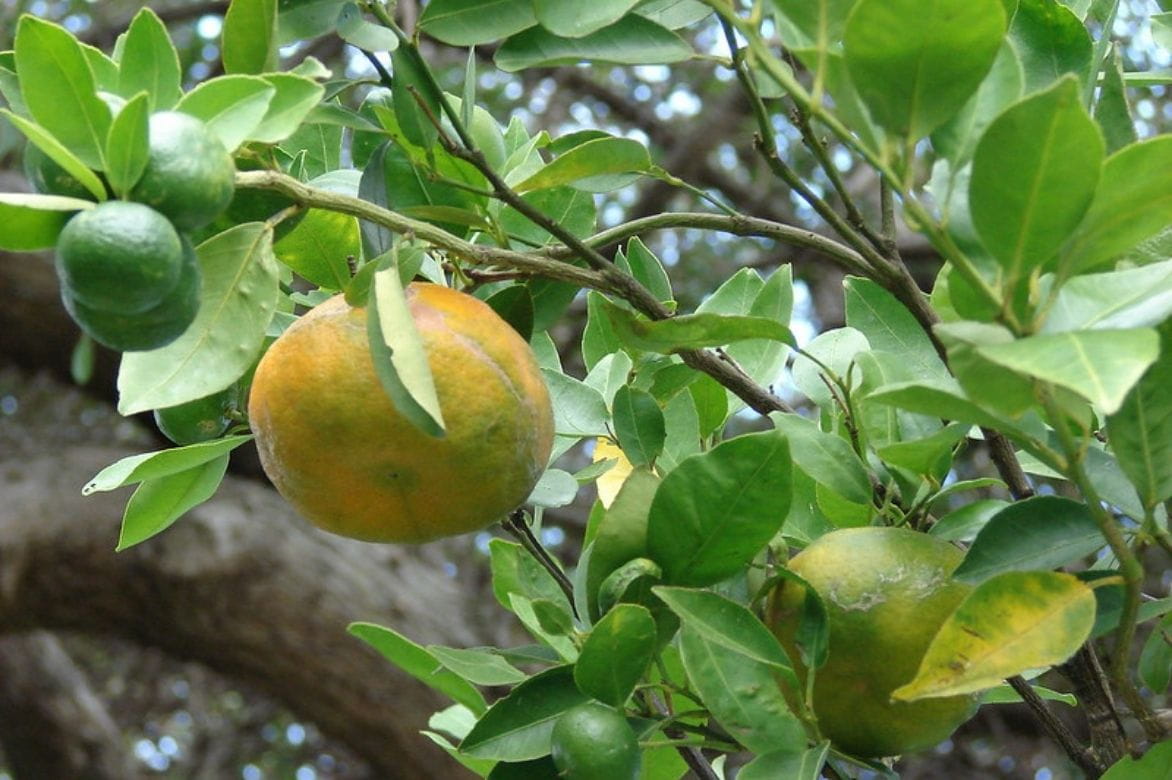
(1007, 676, 1104, 777)
(502, 510, 578, 618)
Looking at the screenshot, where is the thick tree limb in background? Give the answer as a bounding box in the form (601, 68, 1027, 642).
(0, 632, 138, 780)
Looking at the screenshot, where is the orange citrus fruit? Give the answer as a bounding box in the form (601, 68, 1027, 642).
(247, 283, 555, 543)
(767, 526, 979, 758)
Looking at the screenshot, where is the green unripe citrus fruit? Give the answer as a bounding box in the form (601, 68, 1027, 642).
(766, 527, 979, 758)
(22, 144, 98, 200)
(550, 702, 640, 780)
(130, 111, 235, 231)
(154, 384, 237, 445)
(62, 237, 201, 352)
(55, 200, 184, 313)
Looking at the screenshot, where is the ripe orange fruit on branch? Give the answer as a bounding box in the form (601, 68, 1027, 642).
(247, 283, 555, 543)
(767, 526, 979, 758)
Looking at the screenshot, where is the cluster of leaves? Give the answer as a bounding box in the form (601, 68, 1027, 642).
(2, 0, 1172, 777)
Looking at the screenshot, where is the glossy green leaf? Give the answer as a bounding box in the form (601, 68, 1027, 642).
(84, 435, 253, 495)
(1100, 739, 1172, 780)
(527, 468, 579, 508)
(689, 374, 728, 438)
(954, 497, 1103, 584)
(1094, 48, 1137, 155)
(612, 385, 665, 467)
(1041, 260, 1172, 333)
(543, 369, 610, 438)
(249, 73, 326, 144)
(653, 587, 796, 674)
(586, 467, 659, 617)
(770, 413, 872, 505)
(893, 571, 1096, 700)
(738, 743, 831, 780)
(977, 328, 1159, 414)
(116, 454, 230, 551)
(844, 277, 946, 383)
(970, 77, 1103, 279)
(15, 16, 112, 169)
(104, 91, 150, 198)
(935, 321, 1036, 418)
(1108, 347, 1172, 510)
(515, 136, 650, 193)
(619, 237, 673, 303)
(647, 431, 791, 587)
(390, 46, 437, 150)
(600, 298, 793, 355)
(876, 422, 969, 475)
(176, 75, 276, 152)
(1062, 136, 1172, 273)
(460, 666, 588, 760)
(222, 0, 278, 74)
(367, 265, 445, 436)
(499, 186, 597, 247)
(118, 224, 280, 415)
(277, 0, 348, 43)
(677, 623, 807, 754)
(0, 192, 92, 251)
(348, 622, 487, 715)
(427, 646, 528, 686)
(2, 110, 107, 200)
(635, 0, 712, 28)
(791, 327, 869, 407)
(931, 43, 1024, 166)
(118, 7, 182, 110)
(495, 15, 691, 71)
(336, 1, 399, 51)
(489, 539, 572, 613)
(843, 0, 1006, 138)
(419, 0, 538, 46)
(573, 604, 657, 706)
(868, 378, 1013, 431)
(535, 0, 641, 38)
(1008, 0, 1093, 94)
(980, 682, 1077, 707)
(273, 208, 358, 290)
(929, 499, 1009, 543)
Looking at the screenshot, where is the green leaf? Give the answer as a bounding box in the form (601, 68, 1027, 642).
(586, 467, 659, 617)
(15, 16, 112, 169)
(495, 15, 691, 71)
(277, 0, 348, 43)
(843, 0, 1006, 138)
(935, 321, 1036, 418)
(542, 369, 610, 437)
(953, 496, 1103, 584)
(515, 136, 650, 193)
(770, 413, 872, 505)
(484, 285, 535, 342)
(348, 622, 487, 715)
(104, 91, 150, 198)
(636, 0, 712, 28)
(1138, 612, 1172, 696)
(273, 208, 358, 291)
(489, 539, 571, 613)
(1062, 136, 1172, 273)
(419, 0, 538, 46)
(690, 374, 728, 438)
(977, 329, 1159, 414)
(791, 327, 869, 407)
(1041, 260, 1172, 333)
(459, 666, 588, 760)
(843, 276, 946, 383)
(117, 224, 279, 415)
(893, 571, 1095, 700)
(534, 0, 641, 38)
(367, 265, 444, 436)
(249, 73, 326, 144)
(83, 435, 253, 495)
(2, 110, 107, 200)
(390, 45, 437, 150)
(677, 623, 807, 754)
(738, 743, 831, 780)
(528, 468, 580, 508)
(176, 75, 276, 152)
(929, 499, 1009, 543)
(620, 237, 673, 304)
(499, 186, 597, 246)
(980, 682, 1077, 707)
(969, 77, 1104, 280)
(876, 422, 969, 475)
(1094, 47, 1137, 155)
(1009, 0, 1093, 94)
(600, 298, 793, 355)
(647, 431, 792, 587)
(0, 192, 92, 251)
(868, 378, 1013, 431)
(931, 43, 1024, 166)
(336, 1, 399, 51)
(117, 454, 230, 550)
(1108, 347, 1172, 510)
(222, 0, 278, 74)
(573, 604, 657, 706)
(426, 646, 528, 686)
(118, 7, 183, 110)
(1101, 739, 1172, 780)
(612, 385, 665, 467)
(653, 587, 796, 674)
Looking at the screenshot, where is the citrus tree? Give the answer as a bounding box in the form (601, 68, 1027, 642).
(2, 1, 1171, 777)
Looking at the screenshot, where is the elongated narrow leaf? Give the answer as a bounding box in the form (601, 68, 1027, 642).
(118, 7, 183, 110)
(495, 15, 691, 71)
(104, 92, 150, 198)
(954, 496, 1103, 583)
(739, 743, 831, 780)
(654, 587, 796, 674)
(1063, 136, 1172, 272)
(678, 624, 807, 754)
(348, 623, 487, 715)
(970, 77, 1103, 280)
(1, 110, 107, 201)
(647, 431, 791, 586)
(1042, 260, 1172, 333)
(117, 454, 230, 550)
(419, 0, 538, 46)
(843, 0, 1006, 138)
(426, 646, 527, 686)
(84, 435, 254, 495)
(893, 571, 1096, 700)
(586, 467, 659, 617)
(771, 413, 872, 505)
(573, 604, 657, 706)
(15, 16, 112, 169)
(0, 192, 92, 251)
(515, 136, 650, 193)
(611, 385, 665, 467)
(977, 329, 1159, 414)
(118, 224, 279, 414)
(176, 75, 276, 152)
(868, 378, 1014, 431)
(459, 666, 588, 760)
(1108, 348, 1172, 510)
(222, 0, 278, 74)
(600, 298, 793, 355)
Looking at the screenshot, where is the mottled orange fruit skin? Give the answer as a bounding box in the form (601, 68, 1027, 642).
(248, 283, 554, 543)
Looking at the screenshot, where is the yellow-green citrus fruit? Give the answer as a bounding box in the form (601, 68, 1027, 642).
(767, 527, 979, 758)
(62, 237, 201, 352)
(55, 200, 184, 313)
(130, 111, 235, 231)
(22, 144, 98, 200)
(154, 384, 237, 445)
(550, 702, 641, 780)
(247, 283, 555, 543)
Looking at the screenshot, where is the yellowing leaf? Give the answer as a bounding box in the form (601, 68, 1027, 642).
(593, 437, 633, 508)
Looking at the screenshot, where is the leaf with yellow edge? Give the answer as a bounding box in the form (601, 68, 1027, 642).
(893, 571, 1095, 701)
(593, 437, 633, 509)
